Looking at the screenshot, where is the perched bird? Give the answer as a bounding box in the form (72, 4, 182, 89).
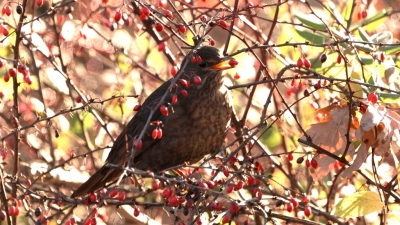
(71, 46, 234, 197)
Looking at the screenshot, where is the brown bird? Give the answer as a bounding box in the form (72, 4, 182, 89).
(71, 46, 234, 197)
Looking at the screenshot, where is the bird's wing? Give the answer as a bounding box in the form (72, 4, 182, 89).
(104, 79, 175, 167)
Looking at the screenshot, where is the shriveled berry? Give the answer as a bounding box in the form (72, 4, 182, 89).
(361, 10, 367, 18)
(34, 207, 42, 217)
(16, 5, 23, 14)
(321, 53, 327, 63)
(200, 15, 207, 22)
(0, 211, 5, 221)
(296, 156, 304, 164)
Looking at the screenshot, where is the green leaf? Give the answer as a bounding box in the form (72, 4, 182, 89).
(379, 93, 400, 103)
(380, 44, 400, 55)
(295, 13, 327, 31)
(332, 191, 384, 217)
(357, 27, 375, 51)
(294, 28, 330, 45)
(343, 0, 356, 26)
(359, 55, 374, 65)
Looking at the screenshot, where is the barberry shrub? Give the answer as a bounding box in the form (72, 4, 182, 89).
(0, 0, 399, 224)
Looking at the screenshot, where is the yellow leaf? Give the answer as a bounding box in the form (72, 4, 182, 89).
(332, 191, 383, 217)
(387, 204, 400, 224)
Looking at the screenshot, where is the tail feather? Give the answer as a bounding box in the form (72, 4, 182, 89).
(71, 166, 121, 198)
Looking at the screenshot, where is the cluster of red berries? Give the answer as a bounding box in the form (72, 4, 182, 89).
(287, 152, 318, 169)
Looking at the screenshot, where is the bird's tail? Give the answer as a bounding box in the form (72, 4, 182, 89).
(71, 166, 122, 198)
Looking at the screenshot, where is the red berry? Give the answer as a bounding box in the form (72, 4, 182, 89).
(133, 105, 141, 111)
(226, 184, 234, 193)
(142, 7, 150, 16)
(287, 203, 293, 212)
(172, 94, 178, 103)
(305, 159, 310, 167)
(297, 58, 303, 68)
(304, 59, 311, 68)
(177, 24, 186, 33)
(158, 0, 167, 7)
(109, 188, 118, 198)
(181, 90, 188, 97)
(9, 68, 16, 77)
(337, 55, 342, 64)
(247, 176, 255, 186)
(222, 215, 230, 224)
(152, 180, 159, 190)
(287, 152, 294, 161)
(191, 56, 196, 64)
(118, 191, 126, 201)
(4, 73, 10, 82)
(3, 27, 9, 36)
(168, 195, 179, 206)
(0, 59, 3, 68)
(234, 72, 240, 80)
(290, 79, 295, 87)
(298, 81, 303, 89)
(133, 207, 140, 217)
(0, 211, 5, 221)
(193, 76, 201, 85)
(361, 10, 367, 18)
(367, 92, 378, 104)
(185, 199, 194, 208)
(158, 41, 167, 52)
(228, 59, 238, 67)
(302, 196, 310, 203)
(155, 23, 164, 32)
(209, 38, 215, 46)
(102, 0, 109, 3)
(196, 55, 202, 63)
(200, 15, 207, 22)
(26, 179, 32, 186)
(161, 188, 173, 198)
(234, 180, 244, 190)
(222, 165, 229, 177)
(229, 202, 239, 214)
(160, 105, 168, 116)
(90, 192, 97, 202)
(304, 206, 311, 217)
(114, 11, 122, 22)
(290, 198, 299, 208)
(152, 128, 158, 139)
(163, 10, 173, 19)
(380, 52, 385, 62)
(171, 66, 178, 76)
(311, 159, 318, 168)
(219, 20, 227, 29)
(206, 180, 216, 189)
(157, 128, 162, 139)
(5, 5, 11, 16)
(140, 13, 147, 20)
(134, 138, 142, 149)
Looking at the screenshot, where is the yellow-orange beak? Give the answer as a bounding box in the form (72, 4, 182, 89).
(211, 58, 237, 70)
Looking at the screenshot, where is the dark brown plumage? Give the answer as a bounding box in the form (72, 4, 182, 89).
(71, 46, 233, 197)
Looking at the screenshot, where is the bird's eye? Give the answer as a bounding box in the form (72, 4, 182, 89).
(198, 62, 207, 68)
